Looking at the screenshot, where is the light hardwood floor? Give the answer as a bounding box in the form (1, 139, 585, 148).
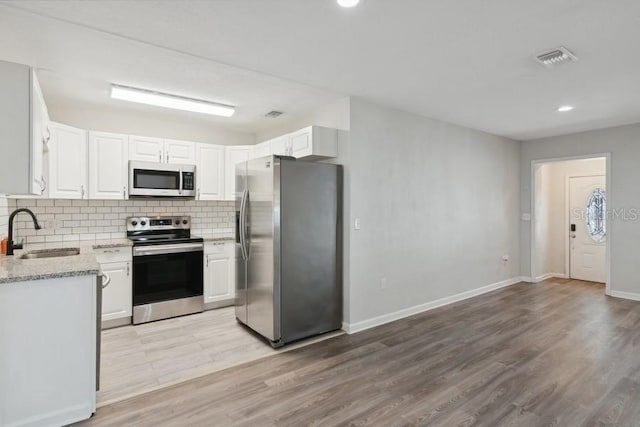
(98, 307, 343, 406)
(82, 279, 640, 426)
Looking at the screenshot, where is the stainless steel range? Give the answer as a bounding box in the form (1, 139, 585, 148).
(127, 216, 204, 324)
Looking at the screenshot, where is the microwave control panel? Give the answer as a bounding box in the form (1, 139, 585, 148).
(182, 172, 195, 190)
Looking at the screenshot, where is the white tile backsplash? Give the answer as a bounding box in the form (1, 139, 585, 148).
(12, 198, 235, 248)
(0, 196, 16, 238)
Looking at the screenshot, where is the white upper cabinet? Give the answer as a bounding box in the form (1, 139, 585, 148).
(89, 131, 129, 200)
(129, 136, 196, 165)
(269, 135, 290, 156)
(224, 146, 252, 200)
(0, 61, 49, 195)
(196, 143, 224, 200)
(252, 141, 271, 159)
(128, 135, 164, 163)
(48, 122, 88, 199)
(290, 126, 337, 159)
(165, 139, 196, 165)
(251, 126, 338, 161)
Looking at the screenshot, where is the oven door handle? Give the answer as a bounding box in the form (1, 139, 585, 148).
(133, 243, 204, 257)
(179, 169, 183, 195)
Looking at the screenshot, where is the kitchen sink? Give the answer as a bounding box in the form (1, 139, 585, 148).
(20, 248, 81, 259)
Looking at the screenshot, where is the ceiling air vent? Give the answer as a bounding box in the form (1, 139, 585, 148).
(265, 110, 284, 118)
(535, 46, 578, 67)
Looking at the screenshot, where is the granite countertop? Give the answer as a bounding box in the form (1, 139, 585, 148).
(0, 246, 100, 285)
(92, 239, 133, 249)
(201, 233, 235, 243)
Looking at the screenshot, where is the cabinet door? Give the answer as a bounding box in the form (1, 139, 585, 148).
(129, 135, 164, 163)
(30, 75, 46, 195)
(203, 242, 235, 305)
(290, 127, 312, 158)
(196, 143, 224, 200)
(224, 146, 251, 200)
(48, 122, 88, 199)
(165, 139, 196, 165)
(252, 141, 271, 159)
(270, 135, 290, 156)
(89, 132, 129, 200)
(101, 261, 132, 322)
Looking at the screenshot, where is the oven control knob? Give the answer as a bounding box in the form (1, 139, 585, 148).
(140, 221, 147, 226)
(182, 220, 188, 225)
(175, 220, 180, 225)
(131, 220, 138, 226)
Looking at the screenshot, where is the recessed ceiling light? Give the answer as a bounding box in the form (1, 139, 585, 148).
(110, 85, 235, 117)
(337, 0, 359, 7)
(557, 105, 575, 112)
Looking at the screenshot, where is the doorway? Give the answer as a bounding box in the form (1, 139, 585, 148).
(531, 155, 610, 292)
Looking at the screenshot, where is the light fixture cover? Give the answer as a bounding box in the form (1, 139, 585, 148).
(557, 105, 575, 112)
(337, 0, 360, 7)
(110, 85, 235, 117)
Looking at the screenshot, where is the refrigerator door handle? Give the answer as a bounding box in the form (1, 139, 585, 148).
(239, 188, 248, 261)
(244, 190, 251, 260)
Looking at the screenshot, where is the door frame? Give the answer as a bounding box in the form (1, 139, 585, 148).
(530, 153, 611, 295)
(565, 173, 606, 283)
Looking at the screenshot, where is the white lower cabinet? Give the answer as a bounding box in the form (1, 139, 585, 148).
(96, 248, 132, 326)
(204, 242, 235, 306)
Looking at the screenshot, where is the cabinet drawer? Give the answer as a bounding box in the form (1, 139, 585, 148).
(204, 242, 226, 255)
(94, 246, 132, 263)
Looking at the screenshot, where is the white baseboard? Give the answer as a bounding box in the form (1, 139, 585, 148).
(342, 276, 525, 335)
(523, 273, 568, 283)
(610, 290, 640, 301)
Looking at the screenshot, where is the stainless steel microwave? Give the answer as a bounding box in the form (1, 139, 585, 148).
(129, 161, 196, 197)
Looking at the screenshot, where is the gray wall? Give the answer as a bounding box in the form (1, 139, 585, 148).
(520, 123, 640, 296)
(347, 98, 521, 325)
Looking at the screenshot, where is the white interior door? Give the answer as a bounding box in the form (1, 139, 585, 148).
(569, 175, 606, 283)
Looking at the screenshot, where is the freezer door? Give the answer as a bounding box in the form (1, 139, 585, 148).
(246, 156, 280, 341)
(280, 159, 343, 342)
(234, 161, 248, 324)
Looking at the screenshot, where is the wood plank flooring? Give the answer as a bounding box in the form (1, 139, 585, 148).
(98, 307, 343, 406)
(79, 279, 640, 426)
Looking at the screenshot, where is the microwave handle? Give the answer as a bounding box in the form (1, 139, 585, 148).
(179, 169, 183, 195)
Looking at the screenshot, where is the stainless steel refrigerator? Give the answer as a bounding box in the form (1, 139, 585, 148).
(235, 155, 342, 347)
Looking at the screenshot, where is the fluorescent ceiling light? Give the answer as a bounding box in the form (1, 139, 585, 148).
(337, 0, 359, 7)
(110, 85, 235, 117)
(557, 105, 575, 112)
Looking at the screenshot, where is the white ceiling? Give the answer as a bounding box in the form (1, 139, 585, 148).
(2, 0, 640, 140)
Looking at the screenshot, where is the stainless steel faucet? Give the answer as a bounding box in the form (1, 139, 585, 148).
(7, 208, 41, 256)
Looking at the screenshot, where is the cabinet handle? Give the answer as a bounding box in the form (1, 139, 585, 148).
(40, 176, 46, 195)
(166, 150, 169, 163)
(126, 262, 130, 276)
(198, 188, 201, 200)
(123, 186, 127, 199)
(102, 249, 121, 253)
(81, 185, 85, 199)
(206, 256, 209, 267)
(101, 272, 111, 288)
(158, 150, 162, 162)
